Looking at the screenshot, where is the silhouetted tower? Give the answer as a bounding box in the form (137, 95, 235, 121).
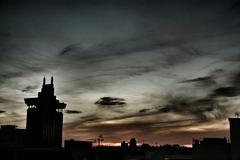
(129, 137, 137, 149)
(24, 77, 66, 148)
(229, 116, 240, 160)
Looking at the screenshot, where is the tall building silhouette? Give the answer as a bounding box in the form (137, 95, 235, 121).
(24, 77, 66, 148)
(229, 118, 240, 160)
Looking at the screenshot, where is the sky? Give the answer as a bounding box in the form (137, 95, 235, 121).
(0, 0, 240, 146)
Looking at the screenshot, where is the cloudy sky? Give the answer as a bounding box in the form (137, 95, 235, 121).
(0, 0, 240, 146)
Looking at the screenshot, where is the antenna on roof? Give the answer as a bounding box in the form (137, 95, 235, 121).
(235, 112, 239, 118)
(51, 76, 54, 84)
(43, 76, 46, 85)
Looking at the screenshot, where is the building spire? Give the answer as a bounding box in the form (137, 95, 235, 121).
(51, 76, 54, 85)
(43, 77, 46, 85)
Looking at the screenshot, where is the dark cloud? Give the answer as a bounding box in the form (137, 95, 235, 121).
(160, 98, 209, 121)
(0, 110, 6, 114)
(139, 108, 151, 113)
(154, 95, 230, 121)
(212, 69, 224, 74)
(181, 76, 213, 83)
(159, 107, 171, 113)
(21, 85, 38, 93)
(95, 97, 126, 106)
(100, 97, 219, 122)
(208, 71, 240, 98)
(180, 68, 225, 87)
(80, 114, 102, 123)
(180, 70, 240, 101)
(59, 36, 183, 58)
(57, 33, 202, 72)
(76, 94, 226, 125)
(59, 44, 83, 56)
(65, 110, 82, 114)
(213, 86, 240, 97)
(181, 76, 216, 87)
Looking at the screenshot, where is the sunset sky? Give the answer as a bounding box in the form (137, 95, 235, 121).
(0, 0, 240, 146)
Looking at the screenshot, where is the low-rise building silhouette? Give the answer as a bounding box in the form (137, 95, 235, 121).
(0, 125, 26, 147)
(192, 138, 231, 160)
(65, 139, 92, 151)
(121, 141, 128, 149)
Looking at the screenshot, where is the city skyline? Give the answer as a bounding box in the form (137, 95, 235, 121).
(0, 0, 240, 146)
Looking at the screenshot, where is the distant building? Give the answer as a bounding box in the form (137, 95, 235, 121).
(229, 118, 240, 160)
(121, 141, 128, 149)
(129, 138, 137, 149)
(64, 140, 92, 151)
(0, 125, 26, 147)
(65, 140, 93, 160)
(24, 77, 66, 148)
(192, 138, 231, 160)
